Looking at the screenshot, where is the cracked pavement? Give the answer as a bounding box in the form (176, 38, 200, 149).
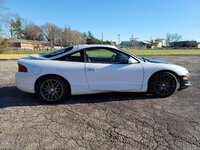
(0, 56, 200, 150)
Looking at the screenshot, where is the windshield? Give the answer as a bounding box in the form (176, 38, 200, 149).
(40, 46, 73, 58)
(118, 48, 144, 62)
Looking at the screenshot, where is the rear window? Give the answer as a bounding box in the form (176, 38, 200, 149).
(40, 46, 73, 58)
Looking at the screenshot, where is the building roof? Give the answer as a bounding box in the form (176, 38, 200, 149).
(7, 39, 50, 44)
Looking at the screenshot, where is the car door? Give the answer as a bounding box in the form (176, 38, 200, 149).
(54, 50, 89, 94)
(85, 47, 144, 91)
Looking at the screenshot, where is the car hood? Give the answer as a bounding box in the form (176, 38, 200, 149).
(145, 57, 172, 64)
(143, 57, 189, 76)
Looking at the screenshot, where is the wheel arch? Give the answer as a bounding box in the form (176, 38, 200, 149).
(34, 74, 71, 95)
(147, 70, 179, 90)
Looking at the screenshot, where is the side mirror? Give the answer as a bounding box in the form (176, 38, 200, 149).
(128, 57, 138, 64)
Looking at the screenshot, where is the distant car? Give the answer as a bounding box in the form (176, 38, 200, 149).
(16, 45, 191, 102)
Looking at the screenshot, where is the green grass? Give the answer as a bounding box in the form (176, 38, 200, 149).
(1, 48, 200, 57)
(127, 49, 200, 56)
(86, 49, 114, 57)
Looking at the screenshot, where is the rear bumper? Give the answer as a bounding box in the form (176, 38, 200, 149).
(16, 72, 36, 93)
(178, 76, 191, 91)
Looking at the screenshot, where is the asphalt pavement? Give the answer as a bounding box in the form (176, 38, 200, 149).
(0, 56, 200, 150)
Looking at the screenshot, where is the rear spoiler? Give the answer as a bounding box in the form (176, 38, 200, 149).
(29, 54, 49, 60)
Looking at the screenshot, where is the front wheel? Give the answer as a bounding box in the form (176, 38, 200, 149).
(36, 76, 69, 103)
(149, 72, 178, 97)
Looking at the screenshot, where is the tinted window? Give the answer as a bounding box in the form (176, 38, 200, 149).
(41, 46, 73, 58)
(85, 47, 130, 64)
(119, 48, 143, 62)
(56, 51, 84, 62)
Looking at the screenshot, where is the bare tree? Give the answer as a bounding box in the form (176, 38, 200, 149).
(61, 27, 71, 46)
(24, 22, 44, 41)
(166, 33, 182, 46)
(61, 27, 85, 46)
(42, 23, 62, 48)
(70, 30, 85, 45)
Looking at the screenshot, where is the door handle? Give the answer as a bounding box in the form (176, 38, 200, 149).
(87, 68, 95, 71)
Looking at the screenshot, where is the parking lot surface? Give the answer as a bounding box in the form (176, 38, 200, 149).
(0, 56, 200, 150)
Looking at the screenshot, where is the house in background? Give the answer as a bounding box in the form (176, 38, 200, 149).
(7, 39, 51, 50)
(197, 42, 200, 48)
(151, 39, 166, 48)
(120, 40, 151, 48)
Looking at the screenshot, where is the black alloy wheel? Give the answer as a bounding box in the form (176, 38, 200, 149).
(149, 72, 178, 97)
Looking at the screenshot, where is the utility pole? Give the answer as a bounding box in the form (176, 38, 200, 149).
(150, 36, 152, 41)
(101, 33, 103, 44)
(131, 35, 134, 47)
(118, 34, 120, 45)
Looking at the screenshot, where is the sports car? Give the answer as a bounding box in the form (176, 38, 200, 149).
(16, 45, 191, 102)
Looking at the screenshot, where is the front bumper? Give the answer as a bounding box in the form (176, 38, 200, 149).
(178, 76, 191, 91)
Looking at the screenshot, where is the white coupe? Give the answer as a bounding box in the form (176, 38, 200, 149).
(16, 45, 191, 102)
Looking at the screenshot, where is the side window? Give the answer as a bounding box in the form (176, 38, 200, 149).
(57, 51, 84, 62)
(41, 46, 73, 58)
(85, 48, 130, 64)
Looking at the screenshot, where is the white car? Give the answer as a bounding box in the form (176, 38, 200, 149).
(16, 45, 191, 102)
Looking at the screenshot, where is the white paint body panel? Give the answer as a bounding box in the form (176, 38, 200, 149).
(16, 44, 190, 95)
(85, 63, 144, 91)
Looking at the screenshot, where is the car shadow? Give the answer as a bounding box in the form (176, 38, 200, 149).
(0, 86, 155, 108)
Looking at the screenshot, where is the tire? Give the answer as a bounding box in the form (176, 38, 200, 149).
(149, 72, 178, 97)
(36, 75, 69, 103)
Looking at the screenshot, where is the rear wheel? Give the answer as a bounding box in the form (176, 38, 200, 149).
(36, 76, 69, 103)
(149, 72, 178, 97)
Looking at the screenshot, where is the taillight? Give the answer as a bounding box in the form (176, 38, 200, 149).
(18, 64, 28, 72)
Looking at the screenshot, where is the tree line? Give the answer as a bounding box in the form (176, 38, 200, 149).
(5, 15, 112, 47)
(0, 0, 111, 48)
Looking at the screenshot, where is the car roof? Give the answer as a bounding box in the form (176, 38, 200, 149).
(38, 44, 143, 62)
(75, 44, 117, 50)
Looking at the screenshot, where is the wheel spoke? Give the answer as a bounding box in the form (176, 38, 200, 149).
(155, 83, 161, 87)
(42, 90, 49, 94)
(43, 92, 49, 97)
(50, 93, 54, 101)
(41, 87, 48, 91)
(53, 92, 59, 99)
